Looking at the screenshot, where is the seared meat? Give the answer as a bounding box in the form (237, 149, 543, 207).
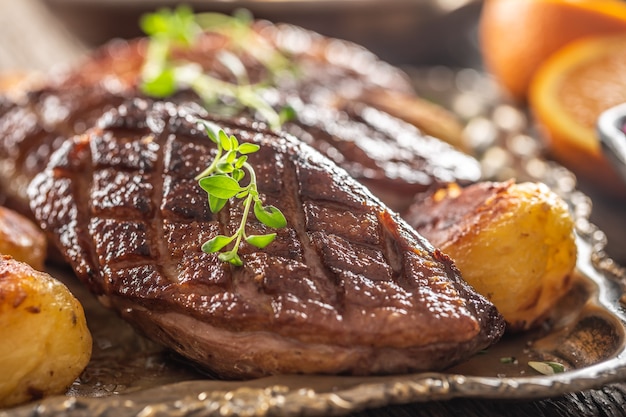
(285, 100, 479, 211)
(0, 86, 128, 215)
(29, 100, 503, 378)
(0, 39, 143, 215)
(0, 21, 479, 215)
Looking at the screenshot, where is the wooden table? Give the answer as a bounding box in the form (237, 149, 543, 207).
(351, 384, 626, 417)
(3, 1, 626, 416)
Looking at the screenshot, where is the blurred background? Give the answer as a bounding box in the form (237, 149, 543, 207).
(0, 0, 483, 74)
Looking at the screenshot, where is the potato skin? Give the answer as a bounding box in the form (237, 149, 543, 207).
(0, 256, 92, 408)
(0, 206, 47, 271)
(407, 181, 577, 332)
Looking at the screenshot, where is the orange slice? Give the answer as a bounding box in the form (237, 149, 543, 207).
(479, 0, 626, 102)
(529, 33, 626, 197)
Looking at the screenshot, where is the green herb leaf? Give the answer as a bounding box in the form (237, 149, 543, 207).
(202, 121, 221, 144)
(232, 168, 245, 182)
(208, 194, 228, 213)
(235, 190, 249, 199)
(279, 105, 297, 124)
(195, 123, 287, 265)
(237, 143, 260, 155)
(229, 135, 239, 150)
(139, 7, 295, 130)
(216, 161, 235, 173)
(218, 251, 243, 266)
(199, 175, 242, 199)
(140, 6, 199, 45)
(232, 8, 254, 26)
(141, 68, 177, 97)
(245, 233, 277, 249)
(219, 130, 232, 151)
(253, 200, 287, 228)
(140, 12, 170, 37)
(225, 150, 238, 164)
(202, 234, 235, 253)
(234, 156, 247, 169)
(528, 361, 565, 375)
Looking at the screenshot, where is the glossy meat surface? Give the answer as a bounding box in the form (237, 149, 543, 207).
(29, 100, 503, 378)
(0, 21, 479, 215)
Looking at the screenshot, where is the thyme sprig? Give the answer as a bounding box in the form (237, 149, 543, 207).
(196, 121, 287, 266)
(528, 361, 565, 375)
(139, 6, 295, 130)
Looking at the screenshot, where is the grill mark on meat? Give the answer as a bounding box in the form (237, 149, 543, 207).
(347, 104, 477, 185)
(89, 104, 188, 286)
(29, 100, 504, 377)
(151, 124, 173, 283)
(34, 134, 100, 283)
(73, 141, 100, 284)
(280, 100, 479, 212)
(279, 145, 342, 310)
(379, 211, 410, 288)
(14, 20, 504, 378)
(146, 112, 181, 284)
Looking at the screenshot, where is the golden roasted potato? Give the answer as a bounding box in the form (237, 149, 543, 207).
(0, 206, 47, 271)
(0, 256, 92, 408)
(406, 180, 577, 332)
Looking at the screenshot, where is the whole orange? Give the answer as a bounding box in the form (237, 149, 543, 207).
(479, 0, 626, 102)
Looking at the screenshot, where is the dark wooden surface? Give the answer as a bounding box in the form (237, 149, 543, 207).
(4, 1, 626, 416)
(351, 384, 626, 417)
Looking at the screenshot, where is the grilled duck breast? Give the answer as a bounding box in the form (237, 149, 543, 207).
(28, 100, 503, 378)
(0, 20, 479, 216)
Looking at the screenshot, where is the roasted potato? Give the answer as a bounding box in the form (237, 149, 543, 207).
(406, 180, 577, 332)
(0, 256, 92, 408)
(0, 206, 47, 271)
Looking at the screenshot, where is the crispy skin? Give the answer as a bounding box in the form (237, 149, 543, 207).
(0, 22, 478, 215)
(28, 100, 503, 378)
(404, 181, 577, 331)
(0, 89, 128, 215)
